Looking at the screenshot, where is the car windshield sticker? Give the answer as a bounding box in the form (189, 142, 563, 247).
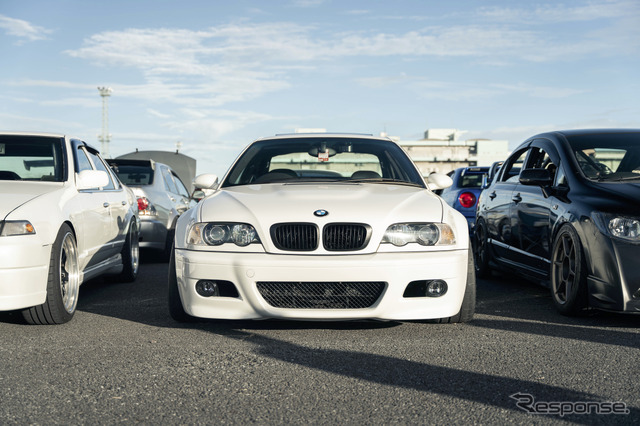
(0, 144, 4, 155)
(318, 149, 329, 162)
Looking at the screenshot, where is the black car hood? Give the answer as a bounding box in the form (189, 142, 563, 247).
(579, 180, 640, 215)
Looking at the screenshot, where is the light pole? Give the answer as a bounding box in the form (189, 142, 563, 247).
(97, 86, 113, 158)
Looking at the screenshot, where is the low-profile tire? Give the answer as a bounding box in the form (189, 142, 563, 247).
(117, 220, 140, 282)
(473, 219, 492, 279)
(22, 224, 80, 325)
(550, 225, 588, 315)
(435, 244, 476, 323)
(168, 247, 195, 322)
(161, 226, 175, 263)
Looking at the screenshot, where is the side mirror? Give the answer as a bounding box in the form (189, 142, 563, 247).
(193, 173, 219, 190)
(427, 173, 453, 191)
(519, 168, 553, 187)
(77, 170, 109, 190)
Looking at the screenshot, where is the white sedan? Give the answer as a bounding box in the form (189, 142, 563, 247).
(169, 133, 475, 323)
(0, 132, 140, 324)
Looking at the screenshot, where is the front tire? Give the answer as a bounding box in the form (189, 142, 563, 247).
(435, 244, 476, 323)
(168, 247, 195, 322)
(473, 219, 492, 278)
(22, 224, 80, 324)
(550, 225, 588, 315)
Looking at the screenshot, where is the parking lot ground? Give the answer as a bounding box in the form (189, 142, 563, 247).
(1, 253, 638, 425)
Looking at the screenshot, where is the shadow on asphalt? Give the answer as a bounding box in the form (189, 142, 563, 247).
(3, 249, 639, 423)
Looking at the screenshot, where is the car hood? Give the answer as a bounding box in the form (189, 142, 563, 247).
(591, 181, 640, 214)
(199, 182, 444, 225)
(0, 181, 65, 219)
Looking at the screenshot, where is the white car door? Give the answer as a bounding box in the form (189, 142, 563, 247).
(74, 145, 113, 268)
(84, 148, 129, 255)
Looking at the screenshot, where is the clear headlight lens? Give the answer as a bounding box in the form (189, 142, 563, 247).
(382, 223, 455, 246)
(188, 222, 260, 247)
(0, 220, 36, 237)
(593, 212, 640, 242)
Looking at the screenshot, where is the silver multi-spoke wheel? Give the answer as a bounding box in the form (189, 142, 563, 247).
(59, 232, 80, 314)
(22, 224, 79, 324)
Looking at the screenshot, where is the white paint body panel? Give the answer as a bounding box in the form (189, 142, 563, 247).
(0, 132, 138, 311)
(175, 184, 469, 320)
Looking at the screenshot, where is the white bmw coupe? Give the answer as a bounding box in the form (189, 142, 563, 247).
(0, 132, 139, 324)
(169, 133, 475, 323)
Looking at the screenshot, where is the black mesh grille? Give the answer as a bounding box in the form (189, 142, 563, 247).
(256, 281, 386, 309)
(323, 223, 370, 251)
(271, 223, 318, 251)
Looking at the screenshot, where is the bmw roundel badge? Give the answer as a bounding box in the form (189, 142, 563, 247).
(314, 209, 329, 217)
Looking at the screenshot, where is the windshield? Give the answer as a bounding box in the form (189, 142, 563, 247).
(222, 137, 425, 188)
(0, 135, 65, 182)
(568, 132, 640, 181)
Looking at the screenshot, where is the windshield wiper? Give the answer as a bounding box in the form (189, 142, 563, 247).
(615, 175, 640, 181)
(349, 178, 423, 187)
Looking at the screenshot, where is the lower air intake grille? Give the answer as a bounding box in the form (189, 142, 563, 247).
(256, 281, 386, 309)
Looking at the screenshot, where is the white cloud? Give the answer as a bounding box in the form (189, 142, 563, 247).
(0, 14, 51, 43)
(477, 0, 638, 23)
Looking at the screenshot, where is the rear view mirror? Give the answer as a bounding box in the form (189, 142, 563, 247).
(193, 173, 219, 190)
(519, 168, 553, 187)
(77, 170, 109, 190)
(427, 173, 453, 191)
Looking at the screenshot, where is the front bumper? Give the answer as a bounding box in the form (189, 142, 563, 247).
(0, 236, 50, 311)
(587, 238, 640, 313)
(174, 248, 469, 321)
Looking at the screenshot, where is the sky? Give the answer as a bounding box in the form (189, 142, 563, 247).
(1, 0, 639, 177)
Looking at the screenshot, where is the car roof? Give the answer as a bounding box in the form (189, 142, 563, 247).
(257, 133, 389, 142)
(536, 128, 640, 138)
(0, 131, 67, 138)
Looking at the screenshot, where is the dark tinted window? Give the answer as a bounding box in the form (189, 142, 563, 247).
(458, 173, 484, 188)
(112, 165, 154, 185)
(0, 135, 64, 182)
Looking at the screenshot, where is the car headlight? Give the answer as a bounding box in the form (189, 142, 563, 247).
(0, 220, 36, 237)
(382, 223, 455, 246)
(187, 222, 260, 247)
(593, 212, 640, 242)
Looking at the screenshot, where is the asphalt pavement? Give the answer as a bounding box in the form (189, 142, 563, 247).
(1, 251, 638, 425)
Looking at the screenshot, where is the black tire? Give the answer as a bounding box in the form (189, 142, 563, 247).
(161, 226, 175, 263)
(473, 219, 492, 278)
(117, 220, 139, 282)
(168, 247, 195, 322)
(435, 244, 476, 323)
(550, 225, 588, 315)
(22, 224, 79, 325)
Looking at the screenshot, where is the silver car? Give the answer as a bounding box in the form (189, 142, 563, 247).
(108, 159, 196, 260)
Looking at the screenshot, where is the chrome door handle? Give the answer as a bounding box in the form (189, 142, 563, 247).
(103, 202, 110, 208)
(512, 194, 522, 203)
(489, 191, 497, 200)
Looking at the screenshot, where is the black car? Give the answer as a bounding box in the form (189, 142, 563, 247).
(474, 129, 640, 315)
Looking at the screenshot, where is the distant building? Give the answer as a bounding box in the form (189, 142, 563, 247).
(392, 129, 510, 176)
